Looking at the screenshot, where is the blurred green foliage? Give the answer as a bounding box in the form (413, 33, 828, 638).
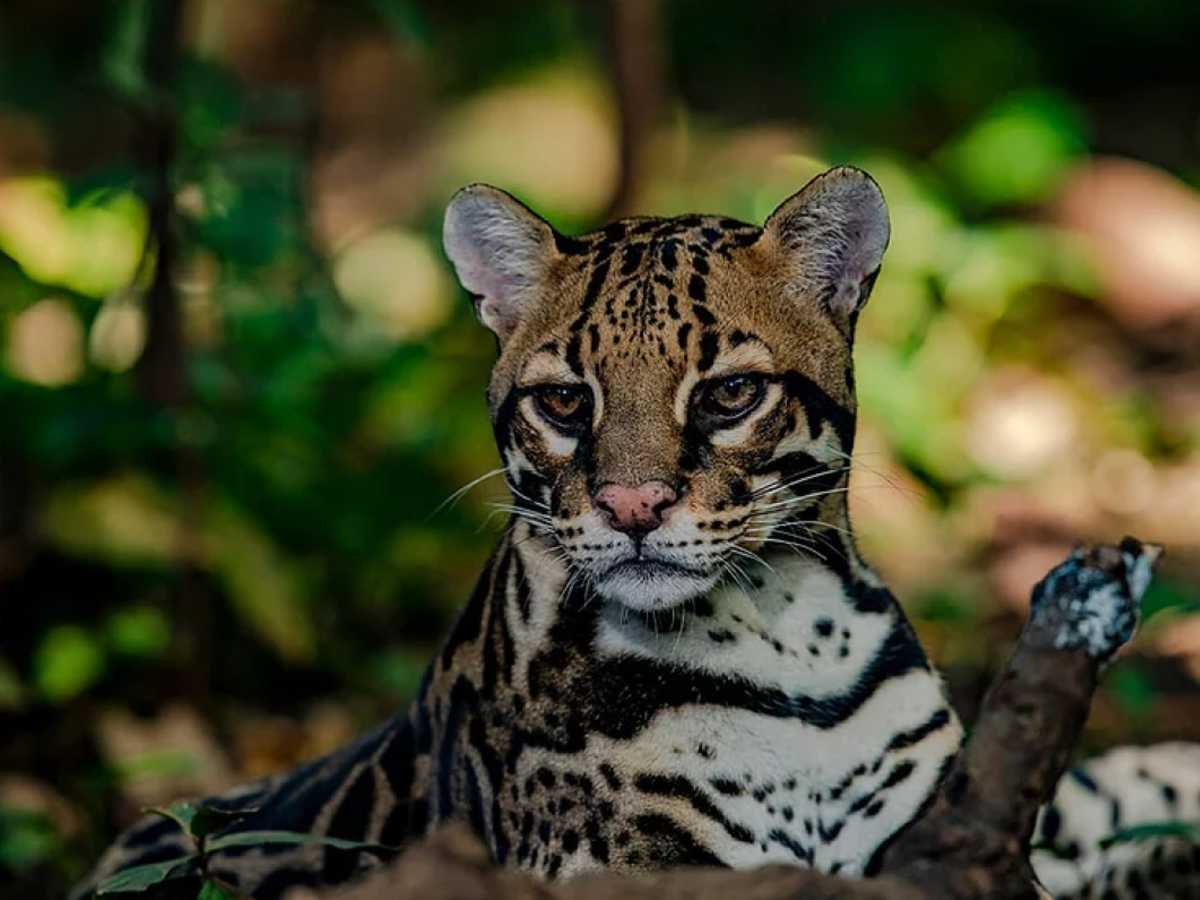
(0, 809, 61, 874)
(0, 2, 1198, 898)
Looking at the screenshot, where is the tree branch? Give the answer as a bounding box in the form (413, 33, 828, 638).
(130, 0, 213, 710)
(136, 0, 187, 408)
(603, 0, 666, 220)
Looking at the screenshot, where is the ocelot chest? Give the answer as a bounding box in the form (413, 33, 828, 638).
(462, 556, 962, 880)
(496, 669, 956, 879)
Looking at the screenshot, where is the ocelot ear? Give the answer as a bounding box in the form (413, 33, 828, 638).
(443, 184, 561, 343)
(762, 166, 890, 324)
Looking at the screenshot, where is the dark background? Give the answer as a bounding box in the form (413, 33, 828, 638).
(0, 2, 1198, 897)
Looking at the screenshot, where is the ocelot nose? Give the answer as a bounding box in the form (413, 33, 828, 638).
(594, 481, 678, 536)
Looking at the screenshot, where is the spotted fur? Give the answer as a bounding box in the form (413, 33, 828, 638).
(76, 169, 1194, 899)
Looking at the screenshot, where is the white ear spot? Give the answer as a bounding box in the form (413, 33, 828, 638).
(763, 166, 890, 319)
(443, 185, 559, 342)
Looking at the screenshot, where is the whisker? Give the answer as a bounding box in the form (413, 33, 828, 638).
(486, 502, 555, 523)
(507, 481, 551, 512)
(720, 557, 756, 596)
(430, 467, 507, 518)
(672, 608, 689, 655)
(478, 508, 513, 531)
(749, 465, 846, 500)
(770, 522, 846, 561)
(754, 535, 828, 562)
(728, 543, 778, 578)
(776, 518, 855, 540)
(743, 528, 825, 553)
(751, 486, 854, 513)
(821, 447, 923, 502)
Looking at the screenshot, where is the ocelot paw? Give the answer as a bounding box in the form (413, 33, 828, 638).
(1027, 536, 1163, 662)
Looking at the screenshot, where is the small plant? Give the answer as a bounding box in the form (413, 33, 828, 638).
(96, 798, 394, 898)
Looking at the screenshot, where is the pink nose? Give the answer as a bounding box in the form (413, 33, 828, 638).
(594, 481, 678, 535)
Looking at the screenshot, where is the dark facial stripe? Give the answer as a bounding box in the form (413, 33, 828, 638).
(697, 331, 719, 372)
(660, 239, 678, 270)
(676, 321, 692, 352)
(569, 257, 611, 332)
(753, 449, 832, 480)
(564, 334, 583, 376)
(620, 243, 645, 275)
(780, 370, 855, 451)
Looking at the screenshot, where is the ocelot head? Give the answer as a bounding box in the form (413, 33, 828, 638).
(443, 167, 889, 612)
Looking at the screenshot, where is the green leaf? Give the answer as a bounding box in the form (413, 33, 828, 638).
(1140, 578, 1200, 621)
(1100, 821, 1200, 850)
(197, 880, 237, 900)
(189, 800, 262, 839)
(100, 0, 153, 104)
(1106, 665, 1158, 719)
(205, 501, 315, 662)
(940, 90, 1087, 208)
(95, 855, 197, 893)
(1029, 840, 1079, 861)
(207, 830, 395, 855)
(106, 606, 171, 658)
(112, 751, 201, 785)
(0, 657, 23, 711)
(33, 625, 106, 703)
(146, 798, 262, 840)
(0, 808, 60, 872)
(146, 800, 200, 837)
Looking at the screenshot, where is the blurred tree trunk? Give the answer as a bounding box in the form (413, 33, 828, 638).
(134, 0, 212, 709)
(137, 0, 187, 408)
(603, 0, 666, 219)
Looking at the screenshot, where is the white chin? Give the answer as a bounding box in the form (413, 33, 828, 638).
(593, 562, 719, 612)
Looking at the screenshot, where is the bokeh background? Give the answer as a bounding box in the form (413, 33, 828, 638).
(1, 1, 1199, 896)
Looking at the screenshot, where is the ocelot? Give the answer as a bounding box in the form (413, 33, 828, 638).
(78, 167, 1198, 899)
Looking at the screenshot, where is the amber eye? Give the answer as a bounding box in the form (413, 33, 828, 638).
(698, 375, 765, 423)
(533, 385, 592, 431)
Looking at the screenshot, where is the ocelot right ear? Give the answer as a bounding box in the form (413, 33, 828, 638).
(762, 166, 890, 328)
(443, 185, 561, 344)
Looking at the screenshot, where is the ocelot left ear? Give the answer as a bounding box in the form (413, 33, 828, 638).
(762, 166, 890, 324)
(442, 184, 561, 344)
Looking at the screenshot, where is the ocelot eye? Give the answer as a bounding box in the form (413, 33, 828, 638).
(533, 385, 592, 430)
(698, 374, 765, 423)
